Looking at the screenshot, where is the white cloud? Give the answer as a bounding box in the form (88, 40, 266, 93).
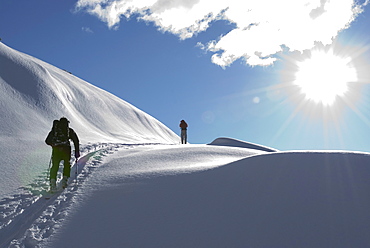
(82, 27, 94, 33)
(76, 0, 369, 67)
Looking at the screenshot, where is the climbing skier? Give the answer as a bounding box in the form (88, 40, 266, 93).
(179, 120, 188, 144)
(45, 117, 80, 192)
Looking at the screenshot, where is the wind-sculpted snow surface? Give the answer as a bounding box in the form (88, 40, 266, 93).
(0, 143, 265, 247)
(209, 137, 278, 152)
(49, 148, 370, 248)
(1, 141, 370, 247)
(0, 42, 178, 198)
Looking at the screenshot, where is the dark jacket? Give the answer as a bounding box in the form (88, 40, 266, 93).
(179, 120, 188, 130)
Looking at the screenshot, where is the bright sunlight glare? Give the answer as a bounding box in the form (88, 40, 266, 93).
(294, 49, 357, 105)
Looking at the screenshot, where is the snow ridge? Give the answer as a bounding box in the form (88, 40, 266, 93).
(209, 137, 277, 152)
(0, 42, 179, 199)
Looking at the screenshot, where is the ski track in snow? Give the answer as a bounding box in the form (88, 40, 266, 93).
(0, 143, 143, 248)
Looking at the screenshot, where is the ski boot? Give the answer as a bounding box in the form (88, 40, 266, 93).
(61, 176, 68, 189)
(50, 178, 57, 193)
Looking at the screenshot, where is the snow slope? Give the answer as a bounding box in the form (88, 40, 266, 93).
(0, 42, 178, 198)
(1, 139, 367, 248)
(1, 142, 267, 247)
(46, 146, 370, 248)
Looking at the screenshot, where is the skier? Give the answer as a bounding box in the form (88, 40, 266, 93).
(179, 120, 188, 144)
(45, 117, 80, 192)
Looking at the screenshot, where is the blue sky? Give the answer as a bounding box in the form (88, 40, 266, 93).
(1, 0, 370, 151)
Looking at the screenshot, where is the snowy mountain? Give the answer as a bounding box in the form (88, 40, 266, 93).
(0, 42, 178, 198)
(1, 42, 370, 247)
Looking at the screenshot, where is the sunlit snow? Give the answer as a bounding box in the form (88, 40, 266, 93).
(1, 42, 370, 247)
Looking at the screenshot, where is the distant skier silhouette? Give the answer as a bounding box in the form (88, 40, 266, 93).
(45, 117, 80, 192)
(179, 120, 188, 144)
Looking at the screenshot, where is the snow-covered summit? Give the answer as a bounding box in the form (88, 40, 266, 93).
(0, 42, 178, 198)
(209, 137, 278, 152)
(0, 42, 178, 143)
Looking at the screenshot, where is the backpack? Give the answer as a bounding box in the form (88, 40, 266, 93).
(52, 119, 70, 146)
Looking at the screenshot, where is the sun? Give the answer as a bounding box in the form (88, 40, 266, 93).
(294, 49, 357, 105)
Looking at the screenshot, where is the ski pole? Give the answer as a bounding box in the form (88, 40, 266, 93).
(47, 154, 52, 181)
(75, 158, 78, 184)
